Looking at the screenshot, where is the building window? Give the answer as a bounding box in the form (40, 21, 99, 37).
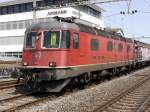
(20, 4, 26, 12)
(0, 52, 22, 58)
(1, 7, 8, 15)
(37, 1, 43, 7)
(107, 41, 113, 51)
(8, 6, 14, 14)
(18, 22, 23, 29)
(0, 24, 5, 30)
(26, 3, 33, 11)
(0, 3, 33, 15)
(73, 33, 79, 49)
(78, 5, 101, 18)
(14, 4, 20, 13)
(0, 8, 2, 15)
(12, 22, 17, 29)
(6, 23, 11, 30)
(118, 43, 123, 52)
(91, 39, 99, 51)
(25, 20, 30, 28)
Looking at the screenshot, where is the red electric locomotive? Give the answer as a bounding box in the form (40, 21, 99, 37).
(20, 17, 135, 92)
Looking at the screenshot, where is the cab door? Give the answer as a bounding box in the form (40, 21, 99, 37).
(68, 31, 80, 66)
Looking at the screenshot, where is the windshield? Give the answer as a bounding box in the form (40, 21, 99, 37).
(43, 30, 70, 49)
(26, 32, 38, 48)
(43, 31, 60, 48)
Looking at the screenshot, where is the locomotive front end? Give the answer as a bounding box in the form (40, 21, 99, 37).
(20, 25, 71, 91)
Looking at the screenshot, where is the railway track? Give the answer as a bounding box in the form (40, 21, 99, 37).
(0, 79, 56, 111)
(0, 92, 55, 112)
(0, 80, 23, 90)
(136, 95, 150, 112)
(93, 76, 150, 112)
(145, 103, 150, 112)
(0, 68, 149, 112)
(0, 73, 148, 112)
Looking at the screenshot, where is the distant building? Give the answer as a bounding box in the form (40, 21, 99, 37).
(0, 0, 104, 58)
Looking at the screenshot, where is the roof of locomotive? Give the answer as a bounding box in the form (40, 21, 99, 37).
(134, 40, 150, 48)
(26, 19, 80, 32)
(26, 19, 133, 43)
(78, 23, 133, 43)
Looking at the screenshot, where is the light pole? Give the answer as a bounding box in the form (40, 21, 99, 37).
(33, 0, 37, 22)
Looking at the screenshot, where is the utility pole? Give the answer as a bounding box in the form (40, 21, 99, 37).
(127, 0, 131, 14)
(120, 0, 138, 15)
(33, 0, 37, 22)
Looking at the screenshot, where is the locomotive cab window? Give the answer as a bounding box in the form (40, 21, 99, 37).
(91, 39, 99, 51)
(61, 31, 70, 48)
(26, 32, 38, 48)
(107, 41, 113, 51)
(73, 33, 79, 49)
(43, 31, 60, 48)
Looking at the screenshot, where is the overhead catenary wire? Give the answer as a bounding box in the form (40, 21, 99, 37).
(103, 13, 121, 18)
(144, 0, 150, 7)
(36, 0, 129, 10)
(138, 10, 150, 13)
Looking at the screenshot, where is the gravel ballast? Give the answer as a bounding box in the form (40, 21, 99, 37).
(18, 67, 150, 112)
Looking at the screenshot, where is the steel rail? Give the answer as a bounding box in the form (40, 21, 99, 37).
(136, 95, 150, 112)
(0, 80, 17, 86)
(1, 93, 55, 112)
(0, 83, 23, 90)
(93, 76, 150, 112)
(0, 92, 36, 112)
(0, 61, 17, 64)
(1, 67, 149, 112)
(3, 69, 150, 112)
(0, 79, 23, 90)
(0, 93, 32, 103)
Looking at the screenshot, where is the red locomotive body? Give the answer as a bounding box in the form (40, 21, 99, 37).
(21, 18, 135, 92)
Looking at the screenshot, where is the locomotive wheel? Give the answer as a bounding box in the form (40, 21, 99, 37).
(92, 73, 98, 80)
(72, 78, 78, 85)
(112, 68, 116, 76)
(24, 72, 38, 91)
(128, 65, 132, 73)
(84, 73, 91, 84)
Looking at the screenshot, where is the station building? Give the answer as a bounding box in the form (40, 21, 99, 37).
(0, 0, 104, 59)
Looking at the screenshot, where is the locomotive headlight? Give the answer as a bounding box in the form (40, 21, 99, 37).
(49, 62, 56, 67)
(23, 62, 28, 66)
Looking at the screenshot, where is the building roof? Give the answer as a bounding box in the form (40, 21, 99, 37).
(134, 40, 150, 48)
(0, 0, 104, 12)
(0, 0, 40, 6)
